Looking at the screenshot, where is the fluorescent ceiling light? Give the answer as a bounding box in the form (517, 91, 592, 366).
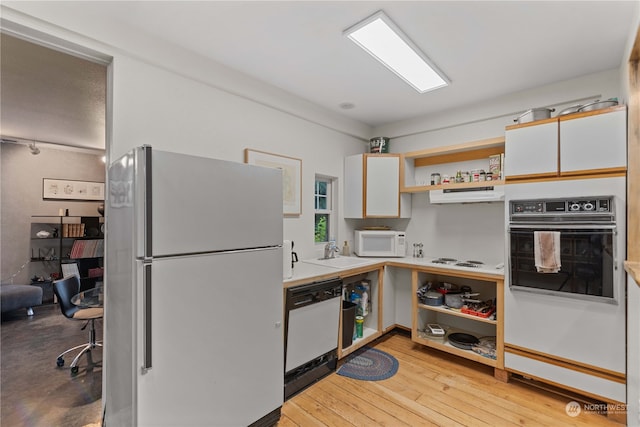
(344, 11, 449, 93)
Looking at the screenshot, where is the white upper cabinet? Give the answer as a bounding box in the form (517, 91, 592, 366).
(560, 108, 627, 174)
(344, 154, 411, 219)
(366, 156, 400, 216)
(505, 106, 627, 180)
(504, 119, 558, 179)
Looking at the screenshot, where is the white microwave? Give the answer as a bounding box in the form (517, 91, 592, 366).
(354, 230, 406, 257)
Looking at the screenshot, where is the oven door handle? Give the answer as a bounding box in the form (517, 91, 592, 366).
(508, 223, 617, 231)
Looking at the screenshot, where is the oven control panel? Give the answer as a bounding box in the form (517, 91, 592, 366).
(511, 197, 612, 215)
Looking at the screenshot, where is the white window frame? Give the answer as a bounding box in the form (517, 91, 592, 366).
(314, 175, 336, 244)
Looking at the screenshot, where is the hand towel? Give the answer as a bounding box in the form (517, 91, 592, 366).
(534, 231, 561, 273)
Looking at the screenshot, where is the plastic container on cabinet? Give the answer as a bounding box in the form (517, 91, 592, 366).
(341, 301, 357, 349)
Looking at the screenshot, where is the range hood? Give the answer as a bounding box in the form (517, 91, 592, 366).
(429, 185, 505, 204)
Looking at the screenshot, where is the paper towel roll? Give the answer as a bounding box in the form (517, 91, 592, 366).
(283, 240, 293, 279)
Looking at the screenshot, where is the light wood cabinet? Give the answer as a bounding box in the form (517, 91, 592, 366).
(410, 267, 505, 378)
(344, 154, 411, 218)
(505, 105, 627, 181)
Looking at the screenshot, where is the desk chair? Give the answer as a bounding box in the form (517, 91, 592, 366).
(53, 276, 103, 376)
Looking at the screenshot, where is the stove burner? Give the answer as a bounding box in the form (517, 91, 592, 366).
(455, 262, 481, 268)
(431, 257, 458, 264)
(465, 260, 484, 265)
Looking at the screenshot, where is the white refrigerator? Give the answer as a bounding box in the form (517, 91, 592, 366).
(104, 146, 284, 426)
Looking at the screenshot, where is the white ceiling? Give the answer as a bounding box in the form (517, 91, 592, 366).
(1, 1, 637, 150)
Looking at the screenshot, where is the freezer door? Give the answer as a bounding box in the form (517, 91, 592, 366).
(149, 149, 283, 256)
(136, 248, 283, 426)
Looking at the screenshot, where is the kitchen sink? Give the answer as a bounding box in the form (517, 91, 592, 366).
(302, 257, 376, 269)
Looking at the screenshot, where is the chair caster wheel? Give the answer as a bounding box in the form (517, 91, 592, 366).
(57, 357, 64, 367)
(71, 366, 79, 375)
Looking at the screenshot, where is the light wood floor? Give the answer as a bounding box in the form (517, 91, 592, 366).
(279, 332, 621, 426)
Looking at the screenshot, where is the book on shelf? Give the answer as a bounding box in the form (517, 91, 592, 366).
(62, 223, 86, 238)
(70, 239, 103, 258)
(88, 267, 104, 278)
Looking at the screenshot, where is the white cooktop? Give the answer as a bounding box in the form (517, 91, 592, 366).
(409, 256, 505, 275)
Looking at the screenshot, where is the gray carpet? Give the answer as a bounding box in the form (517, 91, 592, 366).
(1, 304, 102, 426)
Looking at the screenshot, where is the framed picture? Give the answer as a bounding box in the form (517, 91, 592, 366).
(244, 149, 302, 216)
(43, 178, 105, 201)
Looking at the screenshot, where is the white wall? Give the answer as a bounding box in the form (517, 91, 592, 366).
(0, 144, 105, 284)
(1, 4, 372, 261)
(2, 4, 629, 269)
(4, 2, 640, 422)
(110, 55, 366, 258)
(371, 70, 621, 265)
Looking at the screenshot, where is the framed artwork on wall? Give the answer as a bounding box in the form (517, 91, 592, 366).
(43, 178, 105, 201)
(244, 149, 302, 216)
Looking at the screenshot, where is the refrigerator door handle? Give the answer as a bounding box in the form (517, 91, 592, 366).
(143, 145, 153, 260)
(141, 263, 152, 373)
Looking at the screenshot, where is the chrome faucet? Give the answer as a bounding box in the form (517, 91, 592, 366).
(323, 241, 340, 259)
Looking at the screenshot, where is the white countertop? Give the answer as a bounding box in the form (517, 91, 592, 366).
(284, 255, 504, 288)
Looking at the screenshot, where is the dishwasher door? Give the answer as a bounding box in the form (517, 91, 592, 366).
(284, 278, 342, 373)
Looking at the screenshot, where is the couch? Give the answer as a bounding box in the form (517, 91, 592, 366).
(1, 284, 43, 316)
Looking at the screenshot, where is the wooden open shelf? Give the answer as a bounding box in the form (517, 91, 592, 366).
(401, 136, 505, 193)
(417, 303, 497, 325)
(414, 328, 498, 368)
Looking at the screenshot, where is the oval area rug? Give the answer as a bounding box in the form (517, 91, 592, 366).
(337, 346, 399, 381)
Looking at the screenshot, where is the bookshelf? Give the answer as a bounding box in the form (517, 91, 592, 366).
(30, 215, 104, 292)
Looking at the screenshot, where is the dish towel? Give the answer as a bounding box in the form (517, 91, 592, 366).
(534, 231, 561, 273)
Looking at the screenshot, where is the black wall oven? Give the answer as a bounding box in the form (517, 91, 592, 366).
(508, 196, 617, 302)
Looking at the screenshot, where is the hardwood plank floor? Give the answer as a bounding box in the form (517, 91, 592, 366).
(279, 332, 621, 426)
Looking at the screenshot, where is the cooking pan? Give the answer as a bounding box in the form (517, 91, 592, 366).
(577, 99, 618, 112)
(444, 291, 480, 309)
(514, 107, 555, 124)
(448, 333, 479, 350)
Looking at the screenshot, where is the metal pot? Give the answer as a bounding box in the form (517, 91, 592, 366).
(556, 104, 582, 116)
(514, 107, 555, 124)
(445, 290, 480, 309)
(424, 290, 444, 306)
(577, 99, 619, 112)
(444, 292, 464, 309)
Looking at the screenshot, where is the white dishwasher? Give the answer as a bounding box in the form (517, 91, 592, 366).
(284, 278, 342, 400)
